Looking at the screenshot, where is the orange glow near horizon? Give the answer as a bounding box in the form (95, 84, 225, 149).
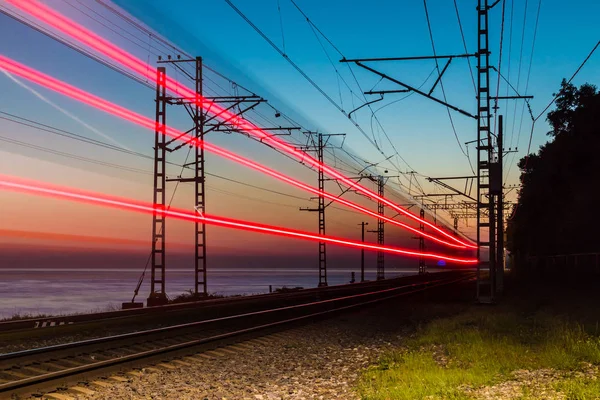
(0, 54, 468, 250)
(3, 0, 477, 250)
(0, 174, 477, 264)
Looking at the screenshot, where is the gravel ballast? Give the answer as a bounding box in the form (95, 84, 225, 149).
(53, 295, 428, 400)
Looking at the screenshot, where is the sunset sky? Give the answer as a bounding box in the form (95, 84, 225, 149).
(0, 0, 597, 276)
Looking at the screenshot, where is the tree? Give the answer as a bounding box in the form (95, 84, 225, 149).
(508, 80, 600, 259)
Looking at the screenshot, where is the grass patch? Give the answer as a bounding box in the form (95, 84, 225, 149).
(554, 376, 600, 399)
(358, 294, 600, 399)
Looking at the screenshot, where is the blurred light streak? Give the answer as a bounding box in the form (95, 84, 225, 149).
(0, 55, 468, 249)
(0, 174, 477, 264)
(5, 0, 478, 250)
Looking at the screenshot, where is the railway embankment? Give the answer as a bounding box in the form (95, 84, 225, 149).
(0, 271, 462, 354)
(1, 272, 472, 399)
(32, 276, 474, 400)
(358, 276, 600, 400)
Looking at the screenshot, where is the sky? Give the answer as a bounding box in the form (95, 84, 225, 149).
(0, 0, 598, 282)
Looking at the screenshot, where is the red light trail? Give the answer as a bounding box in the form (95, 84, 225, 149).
(5, 0, 477, 250)
(0, 175, 477, 264)
(0, 55, 467, 250)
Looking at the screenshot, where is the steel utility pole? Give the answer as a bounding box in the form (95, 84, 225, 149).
(419, 208, 426, 274)
(376, 176, 385, 280)
(367, 175, 385, 280)
(338, 0, 530, 301)
(148, 66, 168, 307)
(147, 55, 274, 305)
(358, 222, 368, 282)
(299, 133, 327, 286)
(299, 132, 345, 287)
(193, 57, 207, 297)
(476, 0, 501, 303)
(496, 115, 504, 293)
(317, 132, 326, 287)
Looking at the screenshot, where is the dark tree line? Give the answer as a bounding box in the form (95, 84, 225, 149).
(508, 80, 600, 259)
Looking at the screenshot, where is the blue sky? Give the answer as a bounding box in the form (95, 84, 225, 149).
(116, 0, 600, 187)
(0, 0, 598, 257)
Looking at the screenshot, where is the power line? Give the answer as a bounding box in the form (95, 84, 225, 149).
(508, 0, 529, 148)
(453, 0, 476, 94)
(0, 6, 154, 89)
(504, 0, 515, 135)
(503, 0, 542, 182)
(0, 134, 151, 175)
(288, 0, 427, 194)
(0, 111, 320, 203)
(515, 0, 542, 144)
(525, 39, 600, 154)
(423, 0, 475, 175)
(4, 1, 425, 223)
(493, 0, 507, 135)
(223, 0, 344, 115)
(533, 39, 599, 124)
(90, 0, 397, 197)
(229, 0, 420, 194)
(507, 38, 599, 219)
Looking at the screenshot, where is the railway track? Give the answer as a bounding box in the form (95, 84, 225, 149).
(0, 269, 457, 338)
(0, 272, 474, 398)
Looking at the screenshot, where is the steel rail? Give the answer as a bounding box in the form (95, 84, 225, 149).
(0, 274, 473, 394)
(0, 277, 449, 361)
(0, 272, 453, 334)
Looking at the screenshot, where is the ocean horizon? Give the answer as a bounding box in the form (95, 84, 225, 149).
(0, 265, 430, 319)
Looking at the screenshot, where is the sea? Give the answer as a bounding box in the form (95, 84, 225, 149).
(0, 267, 423, 319)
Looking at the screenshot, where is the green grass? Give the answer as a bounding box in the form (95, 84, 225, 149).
(554, 377, 600, 400)
(357, 307, 600, 399)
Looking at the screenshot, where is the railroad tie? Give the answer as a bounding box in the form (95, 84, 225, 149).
(126, 370, 144, 377)
(22, 366, 50, 374)
(216, 347, 237, 355)
(171, 359, 192, 367)
(183, 356, 206, 363)
(89, 380, 112, 388)
(247, 338, 271, 346)
(108, 375, 129, 382)
(196, 353, 217, 360)
(204, 349, 226, 357)
(228, 344, 253, 352)
(3, 370, 30, 379)
(69, 386, 96, 395)
(143, 367, 162, 373)
(43, 393, 75, 400)
(157, 363, 177, 370)
(43, 362, 72, 370)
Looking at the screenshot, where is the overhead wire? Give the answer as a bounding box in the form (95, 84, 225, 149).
(4, 0, 466, 241)
(0, 6, 154, 89)
(68, 0, 420, 208)
(453, 0, 476, 94)
(88, 0, 390, 201)
(492, 0, 507, 135)
(504, 0, 542, 182)
(241, 0, 422, 194)
(503, 0, 515, 142)
(423, 0, 475, 175)
(525, 39, 600, 155)
(508, 0, 529, 149)
(0, 111, 322, 204)
(287, 0, 427, 196)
